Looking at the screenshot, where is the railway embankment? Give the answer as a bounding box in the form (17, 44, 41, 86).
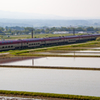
(8, 41, 100, 56)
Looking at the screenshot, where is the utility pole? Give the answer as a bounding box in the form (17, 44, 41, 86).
(73, 28, 75, 35)
(32, 58, 34, 66)
(32, 29, 33, 38)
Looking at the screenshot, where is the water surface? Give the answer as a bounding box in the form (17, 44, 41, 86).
(1, 57, 100, 68)
(0, 68, 100, 97)
(35, 49, 100, 56)
(0, 96, 41, 100)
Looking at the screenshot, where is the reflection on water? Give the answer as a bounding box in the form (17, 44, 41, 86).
(36, 49, 100, 56)
(0, 68, 100, 97)
(60, 52, 100, 56)
(75, 50, 100, 53)
(0, 96, 42, 100)
(91, 47, 100, 49)
(1, 57, 100, 68)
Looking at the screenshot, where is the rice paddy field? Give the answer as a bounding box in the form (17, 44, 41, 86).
(0, 35, 100, 100)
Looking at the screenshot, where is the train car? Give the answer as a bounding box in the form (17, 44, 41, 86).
(0, 34, 100, 51)
(21, 38, 42, 48)
(0, 40, 22, 51)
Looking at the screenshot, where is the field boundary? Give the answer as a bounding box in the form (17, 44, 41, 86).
(0, 65, 100, 71)
(0, 90, 100, 100)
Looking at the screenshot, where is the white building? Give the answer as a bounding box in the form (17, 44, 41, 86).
(53, 31, 69, 34)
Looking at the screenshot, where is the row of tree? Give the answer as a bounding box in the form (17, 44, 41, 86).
(0, 26, 100, 35)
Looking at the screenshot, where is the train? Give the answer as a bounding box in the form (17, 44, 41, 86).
(0, 34, 100, 51)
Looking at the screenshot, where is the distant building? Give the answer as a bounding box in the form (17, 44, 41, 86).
(28, 33, 31, 35)
(53, 31, 69, 34)
(78, 31, 86, 33)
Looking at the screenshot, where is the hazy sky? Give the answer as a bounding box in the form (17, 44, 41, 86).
(0, 0, 100, 19)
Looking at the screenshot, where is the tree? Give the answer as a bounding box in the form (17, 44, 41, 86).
(0, 35, 3, 39)
(76, 27, 85, 31)
(7, 29, 11, 33)
(0, 27, 4, 31)
(86, 27, 94, 31)
(45, 28, 50, 33)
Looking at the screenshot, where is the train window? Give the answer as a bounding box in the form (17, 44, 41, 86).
(2, 42, 4, 44)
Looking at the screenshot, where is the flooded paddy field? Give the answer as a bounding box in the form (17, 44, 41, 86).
(35, 51, 100, 56)
(1, 57, 100, 68)
(58, 50, 100, 56)
(0, 96, 42, 100)
(33, 47, 100, 56)
(0, 46, 100, 98)
(91, 47, 100, 49)
(0, 68, 100, 97)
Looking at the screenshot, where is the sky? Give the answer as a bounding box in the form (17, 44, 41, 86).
(0, 0, 100, 19)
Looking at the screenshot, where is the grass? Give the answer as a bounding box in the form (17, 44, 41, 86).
(0, 33, 88, 40)
(10, 50, 30, 55)
(0, 90, 100, 100)
(28, 41, 100, 53)
(19, 53, 100, 58)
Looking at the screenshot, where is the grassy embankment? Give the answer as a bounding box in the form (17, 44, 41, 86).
(0, 37, 100, 57)
(8, 40, 100, 57)
(0, 90, 100, 100)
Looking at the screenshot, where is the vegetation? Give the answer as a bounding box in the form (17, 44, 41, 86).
(0, 26, 100, 39)
(0, 90, 100, 100)
(29, 41, 100, 52)
(96, 37, 100, 41)
(0, 33, 76, 40)
(3, 26, 100, 34)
